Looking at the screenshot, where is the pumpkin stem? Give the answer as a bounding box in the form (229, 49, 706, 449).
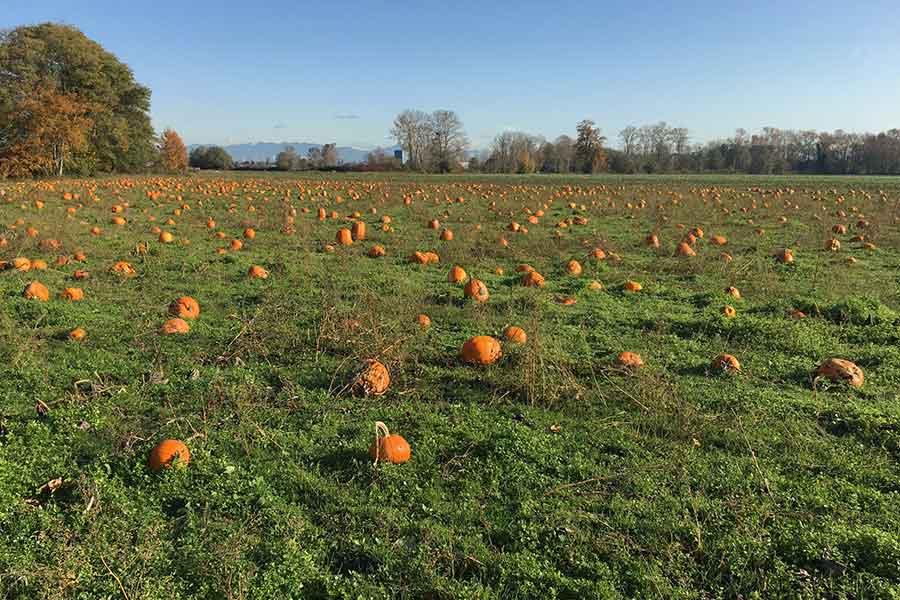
(373, 421, 390, 465)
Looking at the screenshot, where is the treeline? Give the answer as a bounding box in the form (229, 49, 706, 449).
(0, 23, 195, 177)
(476, 123, 900, 175)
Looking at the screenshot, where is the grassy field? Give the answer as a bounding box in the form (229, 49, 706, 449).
(1, 172, 900, 599)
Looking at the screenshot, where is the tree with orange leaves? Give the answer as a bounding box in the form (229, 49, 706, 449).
(0, 83, 94, 178)
(158, 128, 188, 173)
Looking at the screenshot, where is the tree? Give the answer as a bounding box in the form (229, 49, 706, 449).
(390, 110, 430, 170)
(0, 83, 94, 177)
(189, 146, 233, 170)
(276, 146, 299, 171)
(321, 144, 339, 167)
(427, 110, 468, 172)
(158, 129, 188, 172)
(619, 126, 639, 156)
(574, 120, 606, 173)
(0, 23, 155, 174)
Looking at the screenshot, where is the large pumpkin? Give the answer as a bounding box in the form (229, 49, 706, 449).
(815, 358, 863, 388)
(461, 336, 502, 365)
(463, 278, 489, 302)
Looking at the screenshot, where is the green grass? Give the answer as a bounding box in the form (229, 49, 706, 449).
(1, 172, 900, 599)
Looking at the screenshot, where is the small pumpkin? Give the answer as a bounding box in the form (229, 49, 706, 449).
(61, 288, 84, 301)
(521, 270, 546, 288)
(24, 281, 50, 301)
(623, 280, 642, 293)
(161, 318, 190, 334)
(461, 336, 502, 365)
(369, 421, 410, 465)
(615, 351, 644, 369)
(710, 353, 741, 373)
(368, 245, 386, 258)
(815, 358, 864, 388)
(674, 242, 696, 257)
(417, 314, 431, 329)
(463, 278, 489, 303)
(722, 305, 736, 318)
(566, 260, 582, 276)
(336, 227, 354, 245)
(503, 326, 527, 344)
(243, 227, 256, 239)
(148, 439, 190, 471)
(169, 296, 200, 319)
(248, 265, 269, 279)
(447, 266, 468, 284)
(69, 327, 87, 341)
(351, 359, 391, 396)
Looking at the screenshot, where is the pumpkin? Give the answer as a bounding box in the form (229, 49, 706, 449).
(230, 239, 244, 251)
(710, 353, 741, 373)
(566, 260, 582, 276)
(503, 326, 527, 344)
(624, 280, 642, 293)
(12, 257, 31, 272)
(368, 245, 386, 258)
(521, 270, 546, 288)
(824, 238, 841, 252)
(111, 261, 136, 276)
(591, 247, 606, 260)
(464, 278, 490, 302)
(722, 305, 736, 318)
(243, 227, 256, 239)
(169, 296, 200, 319)
(352, 221, 366, 241)
(148, 439, 190, 471)
(351, 359, 391, 396)
(61, 288, 84, 301)
(32, 259, 48, 270)
(69, 327, 87, 341)
(161, 318, 190, 334)
(24, 281, 49, 301)
(775, 248, 794, 263)
(615, 351, 644, 369)
(674, 242, 696, 257)
(440, 229, 453, 241)
(710, 235, 727, 246)
(725, 286, 741, 299)
(248, 265, 269, 279)
(427, 219, 440, 229)
(447, 266, 468, 284)
(417, 314, 431, 329)
(159, 231, 174, 243)
(815, 358, 864, 388)
(73, 269, 89, 280)
(369, 421, 410, 465)
(461, 336, 502, 365)
(646, 233, 661, 248)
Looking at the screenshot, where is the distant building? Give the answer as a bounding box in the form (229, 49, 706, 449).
(394, 149, 403, 163)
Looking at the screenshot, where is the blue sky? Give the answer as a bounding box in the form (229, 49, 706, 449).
(5, 0, 900, 149)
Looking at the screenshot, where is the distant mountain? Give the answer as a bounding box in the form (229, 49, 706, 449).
(187, 142, 400, 164)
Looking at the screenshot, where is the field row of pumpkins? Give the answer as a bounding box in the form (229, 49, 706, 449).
(1, 177, 893, 469)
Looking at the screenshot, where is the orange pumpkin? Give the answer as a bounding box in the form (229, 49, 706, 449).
(815, 358, 864, 388)
(352, 221, 366, 241)
(169, 296, 200, 319)
(447, 266, 468, 284)
(148, 439, 190, 471)
(503, 326, 527, 344)
(61, 288, 84, 301)
(460, 336, 502, 365)
(463, 278, 489, 302)
(161, 318, 190, 334)
(615, 352, 644, 369)
(24, 281, 50, 301)
(368, 245, 386, 258)
(336, 228, 354, 245)
(248, 265, 269, 279)
(369, 421, 410, 465)
(352, 359, 391, 396)
(69, 327, 87, 341)
(623, 280, 642, 293)
(710, 353, 741, 373)
(521, 270, 546, 288)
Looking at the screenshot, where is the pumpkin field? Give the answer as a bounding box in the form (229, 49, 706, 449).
(2, 172, 900, 599)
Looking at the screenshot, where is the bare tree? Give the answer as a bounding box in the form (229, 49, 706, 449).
(390, 109, 430, 170)
(619, 126, 638, 156)
(427, 109, 468, 172)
